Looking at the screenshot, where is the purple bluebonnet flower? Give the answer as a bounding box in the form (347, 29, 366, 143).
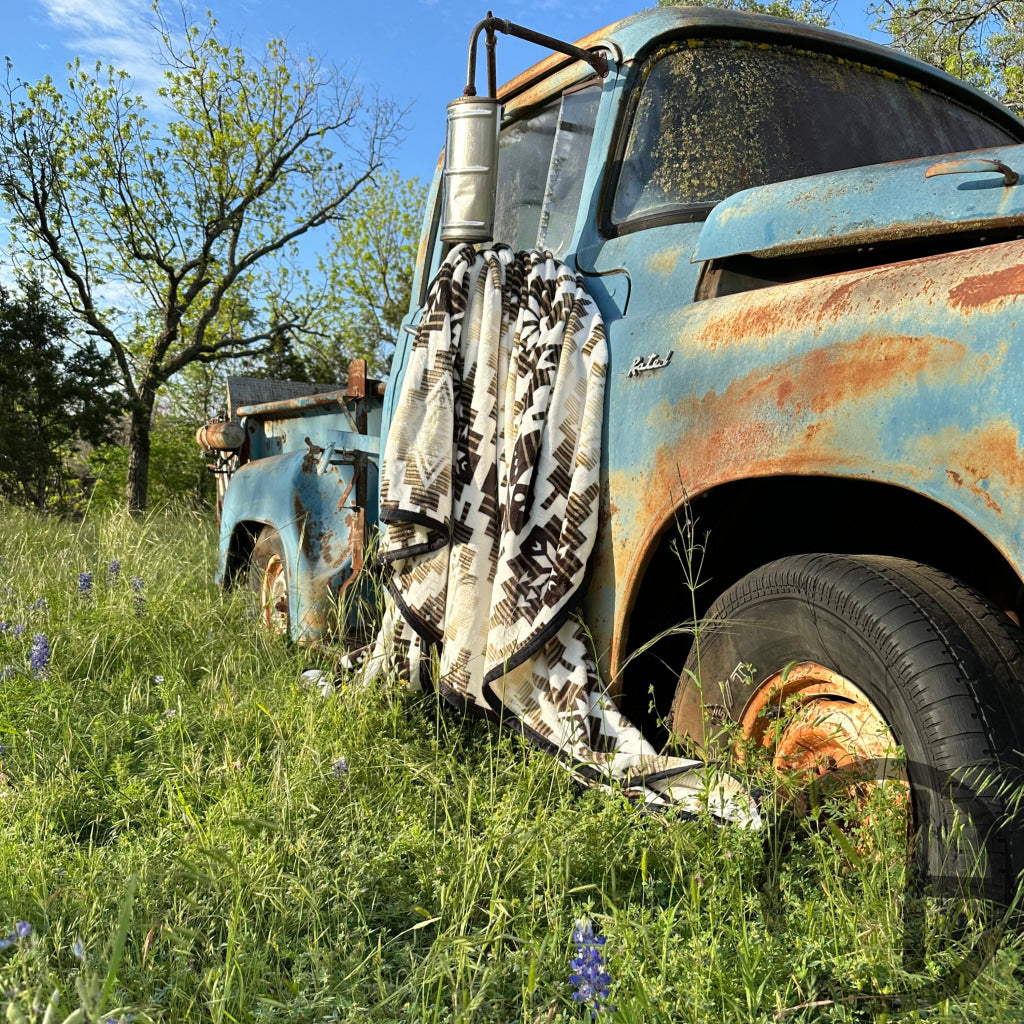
(0, 622, 8, 633)
(162, 708, 177, 719)
(0, 667, 12, 680)
(12, 625, 24, 637)
(130, 576, 146, 616)
(29, 597, 47, 612)
(332, 756, 349, 781)
(108, 559, 121, 584)
(570, 920, 614, 1020)
(154, 675, 165, 684)
(0, 921, 31, 951)
(78, 572, 93, 595)
(29, 634, 50, 678)
(72, 939, 85, 961)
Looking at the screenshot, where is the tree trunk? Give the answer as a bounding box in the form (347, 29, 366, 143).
(126, 387, 156, 514)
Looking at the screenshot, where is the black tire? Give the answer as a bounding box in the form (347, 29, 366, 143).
(249, 525, 290, 636)
(671, 553, 1024, 903)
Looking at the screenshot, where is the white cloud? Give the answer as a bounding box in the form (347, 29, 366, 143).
(35, 0, 167, 95)
(42, 0, 136, 33)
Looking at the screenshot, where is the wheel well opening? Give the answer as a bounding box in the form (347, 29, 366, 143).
(618, 475, 1024, 747)
(225, 521, 264, 588)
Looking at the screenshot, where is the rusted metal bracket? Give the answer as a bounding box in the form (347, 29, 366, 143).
(345, 357, 386, 399)
(925, 157, 1020, 187)
(463, 11, 609, 98)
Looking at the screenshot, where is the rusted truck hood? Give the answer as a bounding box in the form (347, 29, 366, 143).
(694, 143, 1024, 261)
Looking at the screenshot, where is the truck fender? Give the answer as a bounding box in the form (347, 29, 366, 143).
(217, 447, 372, 643)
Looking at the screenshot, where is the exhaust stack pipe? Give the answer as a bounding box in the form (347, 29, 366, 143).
(439, 12, 608, 245)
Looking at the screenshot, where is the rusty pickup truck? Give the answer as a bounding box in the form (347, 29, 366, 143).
(203, 8, 1024, 899)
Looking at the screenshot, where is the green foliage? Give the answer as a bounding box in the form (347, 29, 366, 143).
(656, 0, 835, 28)
(245, 170, 426, 383)
(0, 276, 119, 511)
(0, 2, 403, 510)
(87, 415, 212, 511)
(869, 0, 1024, 114)
(88, 364, 222, 511)
(0, 507, 1021, 1021)
(305, 171, 428, 378)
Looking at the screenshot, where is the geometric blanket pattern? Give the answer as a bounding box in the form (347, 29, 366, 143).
(359, 244, 757, 821)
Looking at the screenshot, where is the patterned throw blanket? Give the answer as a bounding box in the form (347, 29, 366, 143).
(358, 245, 756, 823)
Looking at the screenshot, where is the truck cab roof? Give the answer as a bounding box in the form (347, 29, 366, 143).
(499, 7, 1023, 143)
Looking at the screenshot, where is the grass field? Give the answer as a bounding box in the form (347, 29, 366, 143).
(0, 505, 1022, 1023)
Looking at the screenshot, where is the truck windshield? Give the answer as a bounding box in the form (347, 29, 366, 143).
(612, 38, 1021, 224)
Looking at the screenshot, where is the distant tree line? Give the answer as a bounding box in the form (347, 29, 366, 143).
(0, 0, 420, 513)
(0, 276, 119, 511)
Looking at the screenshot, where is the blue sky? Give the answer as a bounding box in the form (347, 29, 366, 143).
(4, 0, 878, 186)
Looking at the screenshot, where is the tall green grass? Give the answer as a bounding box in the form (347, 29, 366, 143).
(0, 506, 1021, 1022)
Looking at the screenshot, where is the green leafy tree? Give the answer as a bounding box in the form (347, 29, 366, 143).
(657, 0, 835, 27)
(0, 1, 403, 512)
(870, 0, 1024, 114)
(90, 363, 229, 509)
(0, 275, 119, 509)
(249, 333, 315, 382)
(302, 170, 427, 380)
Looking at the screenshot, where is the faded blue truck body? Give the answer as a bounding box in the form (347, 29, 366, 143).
(213, 8, 1024, 725)
(215, 375, 383, 639)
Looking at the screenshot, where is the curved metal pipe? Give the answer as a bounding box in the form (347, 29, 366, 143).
(463, 13, 609, 97)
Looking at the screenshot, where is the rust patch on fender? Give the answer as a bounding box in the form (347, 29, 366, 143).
(916, 421, 1024, 517)
(693, 332, 968, 424)
(319, 529, 337, 567)
(604, 329, 976, 673)
(948, 265, 1024, 313)
(618, 330, 972, 547)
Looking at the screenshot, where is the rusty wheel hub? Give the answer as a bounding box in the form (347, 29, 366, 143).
(738, 661, 907, 811)
(259, 553, 289, 634)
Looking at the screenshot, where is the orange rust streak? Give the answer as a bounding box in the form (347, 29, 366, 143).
(694, 243, 1024, 351)
(336, 475, 356, 511)
(644, 333, 969, 501)
(690, 331, 966, 429)
(693, 270, 877, 348)
(915, 420, 1024, 516)
(948, 264, 1024, 312)
(502, 63, 591, 114)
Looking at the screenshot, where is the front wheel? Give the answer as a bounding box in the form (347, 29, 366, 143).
(249, 526, 290, 636)
(671, 553, 1024, 903)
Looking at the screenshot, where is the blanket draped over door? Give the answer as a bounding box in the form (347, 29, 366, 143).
(359, 244, 755, 820)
